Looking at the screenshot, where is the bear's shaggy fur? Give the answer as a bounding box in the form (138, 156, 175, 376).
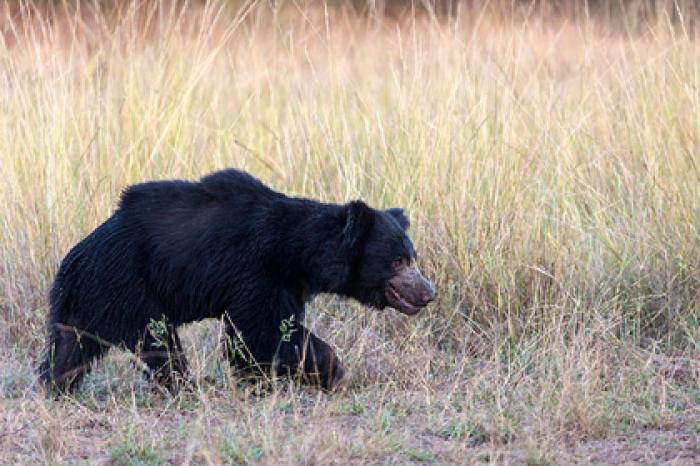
(39, 169, 434, 392)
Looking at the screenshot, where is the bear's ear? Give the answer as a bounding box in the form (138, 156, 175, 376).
(385, 208, 410, 230)
(342, 201, 374, 250)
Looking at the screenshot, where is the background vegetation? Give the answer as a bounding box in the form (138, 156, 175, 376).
(0, 0, 698, 463)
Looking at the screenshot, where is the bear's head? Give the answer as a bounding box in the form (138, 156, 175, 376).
(342, 201, 435, 315)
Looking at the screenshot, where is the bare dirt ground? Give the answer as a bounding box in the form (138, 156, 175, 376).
(572, 414, 699, 465)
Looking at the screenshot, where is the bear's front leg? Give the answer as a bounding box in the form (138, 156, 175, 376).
(225, 321, 344, 391)
(278, 324, 344, 391)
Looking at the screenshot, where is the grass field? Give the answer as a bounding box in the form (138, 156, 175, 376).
(0, 1, 699, 464)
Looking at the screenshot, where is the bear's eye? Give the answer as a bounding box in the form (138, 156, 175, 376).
(392, 257, 405, 268)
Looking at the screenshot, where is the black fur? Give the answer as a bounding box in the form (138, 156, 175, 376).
(39, 169, 418, 392)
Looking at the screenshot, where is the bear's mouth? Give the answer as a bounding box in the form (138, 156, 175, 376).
(385, 283, 423, 315)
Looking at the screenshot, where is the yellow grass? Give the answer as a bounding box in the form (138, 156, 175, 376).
(0, 1, 698, 463)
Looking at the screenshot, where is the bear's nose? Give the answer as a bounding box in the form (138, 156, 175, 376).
(421, 282, 436, 305)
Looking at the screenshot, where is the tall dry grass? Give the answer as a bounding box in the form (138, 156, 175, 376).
(0, 1, 698, 463)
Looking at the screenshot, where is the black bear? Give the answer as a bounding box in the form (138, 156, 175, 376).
(39, 169, 435, 393)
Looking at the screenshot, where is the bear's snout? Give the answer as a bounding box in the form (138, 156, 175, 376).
(386, 261, 436, 315)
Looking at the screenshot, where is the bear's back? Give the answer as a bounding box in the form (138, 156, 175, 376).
(115, 169, 279, 261)
(118, 169, 279, 212)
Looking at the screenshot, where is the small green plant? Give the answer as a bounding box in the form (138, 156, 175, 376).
(277, 400, 294, 413)
(147, 316, 169, 349)
(406, 449, 435, 462)
(219, 438, 244, 464)
(333, 397, 365, 416)
(377, 409, 392, 435)
(110, 440, 162, 466)
(525, 451, 553, 466)
(441, 420, 487, 443)
(246, 446, 265, 462)
(226, 331, 251, 365)
(279, 315, 298, 343)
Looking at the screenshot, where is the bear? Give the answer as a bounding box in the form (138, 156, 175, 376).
(39, 168, 435, 393)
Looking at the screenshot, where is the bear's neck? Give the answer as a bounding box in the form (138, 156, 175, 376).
(267, 197, 349, 297)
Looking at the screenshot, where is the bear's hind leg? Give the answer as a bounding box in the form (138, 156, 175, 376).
(138, 325, 190, 391)
(39, 326, 108, 394)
